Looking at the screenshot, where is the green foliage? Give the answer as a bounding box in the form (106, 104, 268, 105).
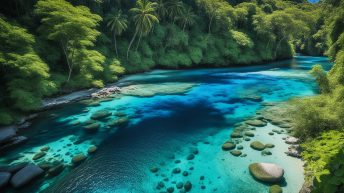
(0, 17, 56, 124)
(310, 65, 330, 93)
(104, 58, 125, 82)
(230, 30, 254, 48)
(35, 0, 104, 86)
(0, 108, 14, 125)
(301, 130, 344, 193)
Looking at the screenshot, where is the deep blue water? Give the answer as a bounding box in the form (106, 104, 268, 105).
(0, 56, 331, 193)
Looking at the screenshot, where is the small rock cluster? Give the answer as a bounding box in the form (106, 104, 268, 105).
(91, 86, 121, 99)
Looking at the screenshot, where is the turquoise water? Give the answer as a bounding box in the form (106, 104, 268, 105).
(0, 56, 331, 193)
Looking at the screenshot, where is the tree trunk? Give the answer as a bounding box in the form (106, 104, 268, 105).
(61, 42, 73, 83)
(127, 30, 138, 59)
(208, 15, 214, 34)
(114, 33, 118, 57)
(136, 31, 143, 51)
(275, 36, 287, 58)
(265, 38, 271, 59)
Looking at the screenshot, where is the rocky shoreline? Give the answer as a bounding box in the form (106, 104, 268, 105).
(220, 102, 304, 193)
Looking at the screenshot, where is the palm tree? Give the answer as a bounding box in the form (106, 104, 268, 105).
(154, 0, 168, 21)
(106, 9, 128, 57)
(166, 0, 184, 24)
(177, 7, 197, 31)
(127, 0, 159, 59)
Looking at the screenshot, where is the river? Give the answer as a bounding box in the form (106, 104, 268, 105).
(0, 56, 331, 193)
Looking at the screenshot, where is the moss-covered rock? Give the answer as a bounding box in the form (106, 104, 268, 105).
(230, 150, 242, 156)
(237, 145, 244, 150)
(265, 143, 275, 148)
(121, 83, 195, 97)
(269, 185, 283, 193)
(84, 123, 100, 132)
(88, 145, 97, 154)
(230, 132, 243, 138)
(245, 119, 267, 127)
(222, 142, 236, 151)
(250, 141, 265, 151)
(268, 132, 275, 135)
(244, 137, 251, 141)
(32, 152, 46, 160)
(72, 154, 87, 165)
(91, 110, 112, 120)
(115, 118, 129, 127)
(249, 163, 284, 183)
(40, 146, 50, 151)
(114, 112, 126, 117)
(84, 119, 96, 125)
(244, 131, 255, 137)
(261, 149, 272, 156)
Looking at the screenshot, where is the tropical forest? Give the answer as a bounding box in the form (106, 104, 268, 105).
(0, 0, 343, 193)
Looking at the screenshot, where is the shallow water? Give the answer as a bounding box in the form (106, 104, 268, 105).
(0, 56, 331, 193)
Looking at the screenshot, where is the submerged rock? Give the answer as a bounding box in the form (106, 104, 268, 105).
(184, 181, 192, 192)
(269, 185, 283, 193)
(222, 142, 236, 151)
(114, 118, 129, 127)
(88, 145, 97, 154)
(150, 167, 159, 173)
(250, 141, 265, 151)
(121, 83, 195, 97)
(113, 112, 126, 117)
(40, 146, 50, 151)
(230, 150, 242, 157)
(157, 181, 165, 189)
(167, 187, 175, 193)
(0, 172, 11, 189)
(261, 149, 272, 156)
(244, 131, 255, 137)
(265, 144, 275, 148)
(91, 110, 112, 120)
(84, 119, 96, 125)
(84, 123, 100, 132)
(10, 164, 44, 188)
(186, 154, 195, 160)
(244, 137, 251, 141)
(48, 164, 64, 176)
(245, 120, 267, 127)
(176, 182, 183, 189)
(249, 163, 284, 183)
(72, 154, 87, 165)
(32, 152, 46, 160)
(230, 132, 243, 138)
(172, 168, 181, 174)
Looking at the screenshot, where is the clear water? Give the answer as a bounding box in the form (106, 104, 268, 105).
(0, 56, 331, 193)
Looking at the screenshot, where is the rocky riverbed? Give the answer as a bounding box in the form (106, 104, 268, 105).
(0, 56, 329, 193)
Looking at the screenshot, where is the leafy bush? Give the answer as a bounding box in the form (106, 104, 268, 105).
(301, 130, 344, 193)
